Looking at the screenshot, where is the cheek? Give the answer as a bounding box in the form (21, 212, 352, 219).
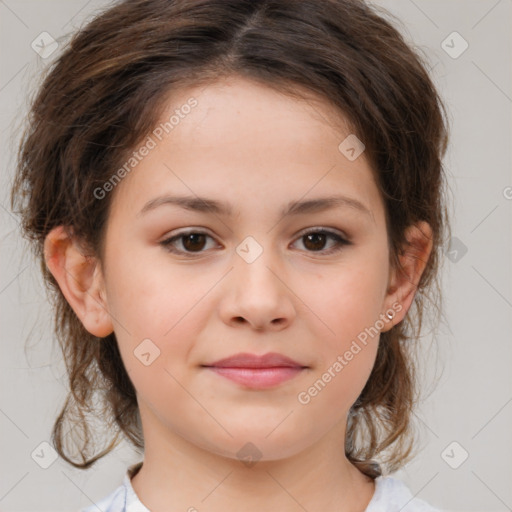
(307, 260, 388, 346)
(103, 248, 219, 386)
(104, 244, 212, 336)
(296, 254, 388, 401)
(296, 268, 384, 413)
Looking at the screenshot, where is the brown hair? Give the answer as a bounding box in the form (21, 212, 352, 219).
(10, 0, 450, 477)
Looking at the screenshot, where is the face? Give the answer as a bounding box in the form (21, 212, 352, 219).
(97, 76, 396, 462)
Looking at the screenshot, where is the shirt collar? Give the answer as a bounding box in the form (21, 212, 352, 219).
(123, 461, 150, 512)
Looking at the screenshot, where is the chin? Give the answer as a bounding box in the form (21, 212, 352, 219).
(194, 426, 313, 464)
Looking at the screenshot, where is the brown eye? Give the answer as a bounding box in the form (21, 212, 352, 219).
(293, 229, 351, 255)
(181, 233, 207, 252)
(160, 231, 217, 254)
(303, 232, 328, 251)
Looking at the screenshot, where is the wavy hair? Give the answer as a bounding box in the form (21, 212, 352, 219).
(10, 0, 450, 477)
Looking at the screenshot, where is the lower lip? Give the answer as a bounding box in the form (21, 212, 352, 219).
(206, 366, 304, 389)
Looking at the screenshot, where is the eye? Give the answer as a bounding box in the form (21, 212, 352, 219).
(160, 228, 351, 257)
(160, 230, 218, 255)
(292, 228, 351, 255)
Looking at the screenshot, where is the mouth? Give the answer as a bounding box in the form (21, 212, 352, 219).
(202, 352, 309, 389)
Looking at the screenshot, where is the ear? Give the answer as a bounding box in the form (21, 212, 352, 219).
(43, 226, 114, 337)
(381, 221, 433, 332)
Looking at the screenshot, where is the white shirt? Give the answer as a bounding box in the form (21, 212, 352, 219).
(79, 462, 440, 512)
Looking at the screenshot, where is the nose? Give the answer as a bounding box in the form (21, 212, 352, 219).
(218, 247, 296, 331)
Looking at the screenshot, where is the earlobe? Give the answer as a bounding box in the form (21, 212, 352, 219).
(381, 221, 433, 332)
(44, 226, 114, 338)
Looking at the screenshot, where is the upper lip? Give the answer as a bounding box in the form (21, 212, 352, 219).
(204, 352, 307, 369)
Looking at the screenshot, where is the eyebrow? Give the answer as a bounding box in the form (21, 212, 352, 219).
(138, 194, 372, 219)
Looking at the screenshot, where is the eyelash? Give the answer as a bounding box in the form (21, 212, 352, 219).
(159, 228, 351, 256)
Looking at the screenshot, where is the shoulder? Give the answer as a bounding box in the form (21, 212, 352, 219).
(366, 476, 441, 512)
(78, 482, 127, 512)
(78, 462, 147, 512)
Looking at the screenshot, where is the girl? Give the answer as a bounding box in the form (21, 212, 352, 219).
(11, 0, 450, 510)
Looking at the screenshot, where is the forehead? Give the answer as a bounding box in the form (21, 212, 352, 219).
(108, 75, 383, 222)
(159, 75, 355, 149)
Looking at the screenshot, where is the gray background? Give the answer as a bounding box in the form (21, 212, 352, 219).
(1, 1, 511, 511)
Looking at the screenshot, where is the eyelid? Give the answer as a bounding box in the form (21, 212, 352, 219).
(159, 228, 219, 253)
(171, 226, 349, 241)
(290, 227, 351, 256)
(294, 225, 349, 241)
(160, 227, 215, 241)
(159, 226, 351, 256)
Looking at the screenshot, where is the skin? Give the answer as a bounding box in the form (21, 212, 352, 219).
(44, 75, 432, 511)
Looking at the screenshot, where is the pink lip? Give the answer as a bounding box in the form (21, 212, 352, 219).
(203, 352, 308, 389)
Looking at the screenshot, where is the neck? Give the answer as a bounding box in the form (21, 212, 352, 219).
(131, 410, 375, 512)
